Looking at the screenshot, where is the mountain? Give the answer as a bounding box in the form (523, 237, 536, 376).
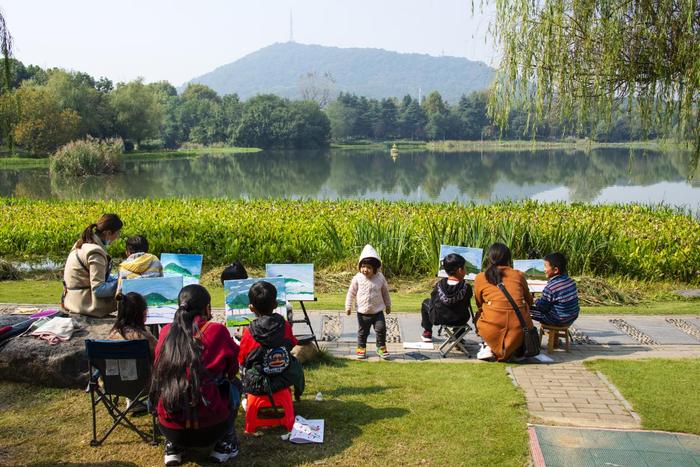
(164, 263, 195, 277)
(184, 42, 495, 103)
(144, 292, 177, 306)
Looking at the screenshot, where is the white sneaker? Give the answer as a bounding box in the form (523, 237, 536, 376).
(477, 343, 494, 360)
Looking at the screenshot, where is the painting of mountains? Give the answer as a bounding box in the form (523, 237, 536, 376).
(438, 245, 483, 280)
(121, 276, 183, 324)
(265, 264, 315, 301)
(513, 260, 547, 280)
(161, 253, 203, 286)
(224, 277, 287, 329)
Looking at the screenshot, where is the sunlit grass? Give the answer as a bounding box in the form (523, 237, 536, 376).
(586, 359, 700, 435)
(0, 360, 528, 466)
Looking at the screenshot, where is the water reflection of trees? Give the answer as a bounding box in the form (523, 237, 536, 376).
(0, 148, 696, 201)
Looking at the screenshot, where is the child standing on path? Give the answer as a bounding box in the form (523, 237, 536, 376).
(345, 244, 392, 360)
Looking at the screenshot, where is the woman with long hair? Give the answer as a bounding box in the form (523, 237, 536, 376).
(474, 242, 534, 361)
(62, 214, 122, 317)
(151, 284, 240, 466)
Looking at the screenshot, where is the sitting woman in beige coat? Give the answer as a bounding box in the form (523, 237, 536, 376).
(62, 214, 123, 318)
(474, 242, 534, 362)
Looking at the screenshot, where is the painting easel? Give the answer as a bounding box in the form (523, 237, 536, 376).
(292, 298, 320, 351)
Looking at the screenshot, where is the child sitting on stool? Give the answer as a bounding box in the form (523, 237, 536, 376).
(421, 253, 473, 342)
(530, 252, 580, 326)
(238, 281, 305, 401)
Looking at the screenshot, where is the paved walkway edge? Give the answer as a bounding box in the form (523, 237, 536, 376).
(594, 370, 641, 422)
(527, 426, 546, 467)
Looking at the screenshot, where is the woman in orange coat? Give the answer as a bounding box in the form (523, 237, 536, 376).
(474, 243, 534, 362)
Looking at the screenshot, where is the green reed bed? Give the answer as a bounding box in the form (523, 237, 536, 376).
(1, 198, 698, 283)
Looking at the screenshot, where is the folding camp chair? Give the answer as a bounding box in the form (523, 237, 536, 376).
(85, 339, 158, 446)
(437, 324, 472, 357)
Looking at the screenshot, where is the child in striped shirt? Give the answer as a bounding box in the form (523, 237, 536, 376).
(531, 252, 579, 326)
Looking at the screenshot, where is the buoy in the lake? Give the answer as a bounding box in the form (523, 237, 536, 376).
(390, 143, 399, 161)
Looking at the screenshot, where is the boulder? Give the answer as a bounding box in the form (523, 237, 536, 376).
(0, 312, 114, 388)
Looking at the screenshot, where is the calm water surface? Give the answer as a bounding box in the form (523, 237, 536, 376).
(1, 149, 698, 210)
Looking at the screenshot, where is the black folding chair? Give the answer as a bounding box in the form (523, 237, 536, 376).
(85, 339, 158, 446)
(437, 323, 472, 357)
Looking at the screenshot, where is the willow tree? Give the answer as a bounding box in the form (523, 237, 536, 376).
(486, 0, 699, 162)
(0, 10, 13, 152)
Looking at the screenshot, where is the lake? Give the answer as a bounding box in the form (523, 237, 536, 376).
(1, 148, 698, 211)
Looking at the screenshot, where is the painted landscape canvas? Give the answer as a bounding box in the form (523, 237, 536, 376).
(513, 259, 547, 279)
(161, 253, 203, 286)
(122, 276, 183, 324)
(224, 277, 287, 328)
(438, 245, 483, 279)
(265, 263, 315, 301)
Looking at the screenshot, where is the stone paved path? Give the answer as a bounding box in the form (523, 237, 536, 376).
(510, 362, 641, 429)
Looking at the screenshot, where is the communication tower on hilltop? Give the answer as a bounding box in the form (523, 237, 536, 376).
(289, 10, 295, 43)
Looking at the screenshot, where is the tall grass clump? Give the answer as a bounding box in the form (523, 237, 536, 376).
(0, 199, 698, 283)
(49, 137, 123, 176)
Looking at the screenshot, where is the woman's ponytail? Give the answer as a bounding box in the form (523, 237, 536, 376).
(75, 214, 123, 249)
(151, 285, 211, 414)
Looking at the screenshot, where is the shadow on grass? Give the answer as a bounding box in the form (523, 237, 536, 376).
(324, 385, 400, 397)
(28, 463, 138, 467)
(232, 399, 409, 466)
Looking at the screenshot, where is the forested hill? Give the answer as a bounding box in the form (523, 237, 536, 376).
(184, 42, 494, 102)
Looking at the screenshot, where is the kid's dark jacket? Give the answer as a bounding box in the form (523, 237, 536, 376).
(240, 314, 304, 399)
(428, 278, 473, 326)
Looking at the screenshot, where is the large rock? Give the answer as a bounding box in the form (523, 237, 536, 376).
(0, 311, 114, 388)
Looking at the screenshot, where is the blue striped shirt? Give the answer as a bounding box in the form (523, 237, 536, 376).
(534, 274, 580, 323)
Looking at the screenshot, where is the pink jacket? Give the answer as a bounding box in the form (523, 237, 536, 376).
(345, 272, 392, 315)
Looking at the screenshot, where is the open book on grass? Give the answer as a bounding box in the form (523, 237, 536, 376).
(289, 416, 324, 444)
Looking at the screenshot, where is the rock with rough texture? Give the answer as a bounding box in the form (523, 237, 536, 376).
(0, 313, 114, 388)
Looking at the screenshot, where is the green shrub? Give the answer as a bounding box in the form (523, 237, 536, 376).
(49, 138, 123, 176)
(0, 260, 20, 280)
(0, 199, 698, 283)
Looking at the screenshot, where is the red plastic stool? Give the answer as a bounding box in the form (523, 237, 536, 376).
(244, 388, 295, 433)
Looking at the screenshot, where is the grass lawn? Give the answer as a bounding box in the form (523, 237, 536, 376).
(586, 359, 700, 435)
(0, 360, 528, 466)
(0, 280, 698, 315)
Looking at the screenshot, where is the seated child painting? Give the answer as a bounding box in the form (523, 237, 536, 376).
(117, 235, 162, 289)
(238, 281, 305, 401)
(420, 253, 473, 342)
(530, 252, 580, 326)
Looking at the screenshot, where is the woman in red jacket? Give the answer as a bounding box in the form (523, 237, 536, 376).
(151, 284, 240, 466)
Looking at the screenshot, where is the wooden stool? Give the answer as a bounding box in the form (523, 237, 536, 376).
(539, 324, 571, 353)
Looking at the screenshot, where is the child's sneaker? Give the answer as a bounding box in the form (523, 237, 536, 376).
(356, 347, 367, 359)
(421, 330, 433, 342)
(164, 441, 183, 466)
(376, 346, 390, 360)
(209, 437, 239, 463)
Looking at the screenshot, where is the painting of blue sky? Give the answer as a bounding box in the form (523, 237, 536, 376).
(438, 245, 483, 279)
(161, 253, 203, 286)
(224, 277, 287, 328)
(265, 263, 315, 301)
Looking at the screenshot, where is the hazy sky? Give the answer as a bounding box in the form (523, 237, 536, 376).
(2, 0, 497, 86)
